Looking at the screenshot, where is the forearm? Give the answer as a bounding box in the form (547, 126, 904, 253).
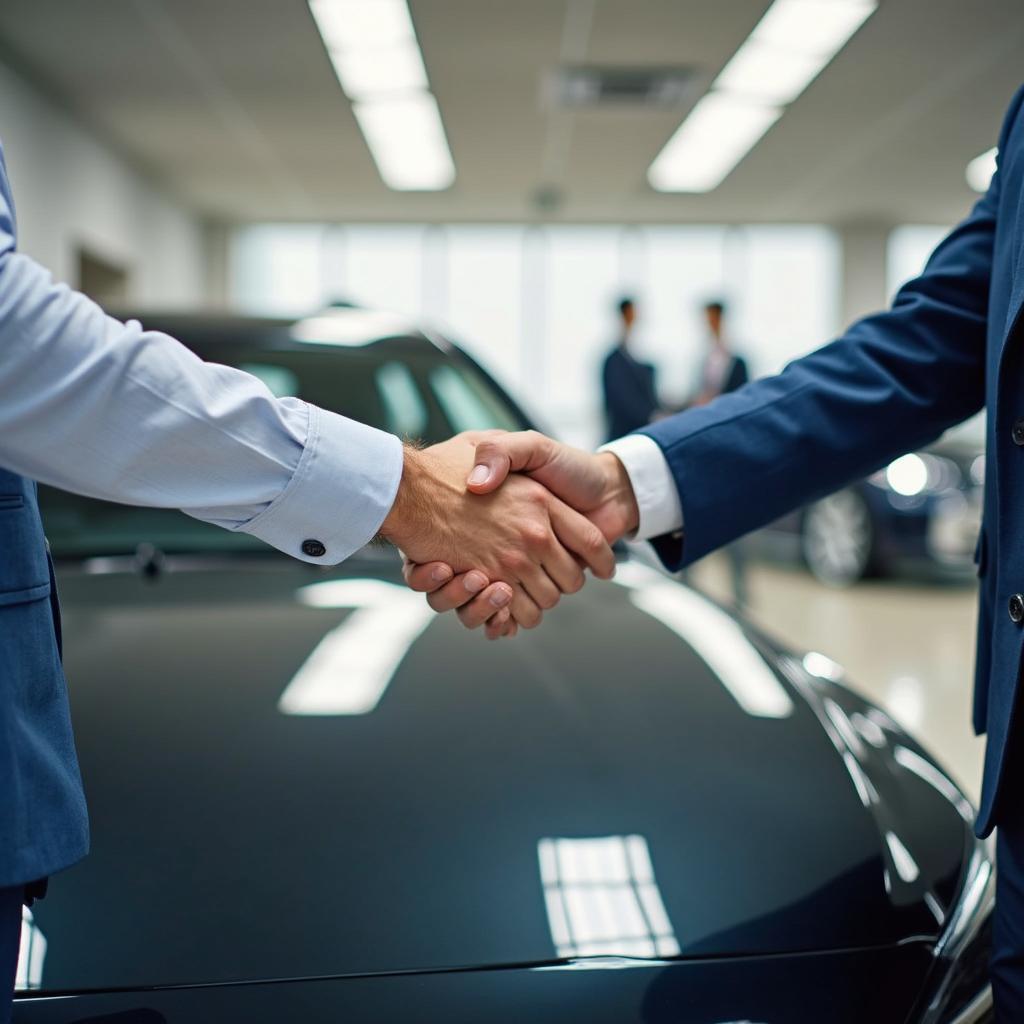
(0, 251, 402, 563)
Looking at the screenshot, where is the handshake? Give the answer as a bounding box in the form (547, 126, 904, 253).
(379, 430, 640, 639)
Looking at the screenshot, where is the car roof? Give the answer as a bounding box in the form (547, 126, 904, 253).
(107, 305, 453, 356)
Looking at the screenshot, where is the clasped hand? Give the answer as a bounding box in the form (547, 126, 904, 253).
(380, 430, 639, 639)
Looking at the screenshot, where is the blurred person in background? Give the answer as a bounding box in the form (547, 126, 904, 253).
(694, 298, 750, 608)
(694, 299, 749, 405)
(601, 296, 661, 442)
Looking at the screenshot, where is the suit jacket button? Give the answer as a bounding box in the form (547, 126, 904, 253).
(1010, 594, 1024, 624)
(1013, 420, 1024, 446)
(301, 538, 326, 558)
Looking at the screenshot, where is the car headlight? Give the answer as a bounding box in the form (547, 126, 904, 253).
(916, 837, 995, 1023)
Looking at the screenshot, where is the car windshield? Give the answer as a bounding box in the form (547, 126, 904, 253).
(40, 328, 525, 558)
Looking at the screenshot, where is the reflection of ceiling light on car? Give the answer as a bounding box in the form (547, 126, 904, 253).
(281, 579, 433, 715)
(17, 907, 46, 990)
(966, 147, 997, 193)
(538, 835, 680, 959)
(885, 453, 929, 496)
(885, 831, 920, 884)
(628, 583, 794, 718)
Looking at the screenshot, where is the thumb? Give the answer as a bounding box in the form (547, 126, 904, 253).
(466, 430, 553, 494)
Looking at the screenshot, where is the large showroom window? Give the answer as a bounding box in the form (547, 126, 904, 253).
(231, 223, 841, 446)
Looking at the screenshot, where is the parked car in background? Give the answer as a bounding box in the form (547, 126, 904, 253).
(760, 424, 985, 587)
(14, 309, 993, 1023)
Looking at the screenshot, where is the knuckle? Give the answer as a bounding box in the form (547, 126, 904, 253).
(522, 522, 549, 549)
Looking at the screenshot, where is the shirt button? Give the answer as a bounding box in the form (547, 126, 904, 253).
(301, 539, 326, 558)
(1013, 420, 1024, 446)
(1010, 594, 1024, 624)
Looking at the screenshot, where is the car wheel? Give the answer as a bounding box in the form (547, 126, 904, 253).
(801, 489, 876, 587)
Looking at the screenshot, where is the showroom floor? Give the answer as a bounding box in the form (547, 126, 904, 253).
(689, 555, 985, 803)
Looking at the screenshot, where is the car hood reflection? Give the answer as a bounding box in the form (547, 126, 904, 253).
(34, 554, 972, 992)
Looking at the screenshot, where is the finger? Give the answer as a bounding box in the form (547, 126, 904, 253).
(549, 499, 617, 580)
(540, 533, 587, 596)
(516, 563, 561, 619)
(426, 570, 491, 613)
(485, 608, 518, 640)
(454, 583, 514, 629)
(467, 430, 556, 494)
(403, 560, 454, 593)
(508, 581, 545, 629)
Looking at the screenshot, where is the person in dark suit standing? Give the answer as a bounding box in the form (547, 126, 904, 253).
(695, 299, 749, 405)
(406, 84, 1024, 1020)
(601, 297, 660, 442)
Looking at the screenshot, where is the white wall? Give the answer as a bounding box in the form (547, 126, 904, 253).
(0, 59, 205, 306)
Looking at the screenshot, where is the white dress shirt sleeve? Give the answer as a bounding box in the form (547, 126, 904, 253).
(600, 433, 683, 542)
(0, 147, 402, 566)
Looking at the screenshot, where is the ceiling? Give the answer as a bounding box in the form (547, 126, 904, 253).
(0, 0, 1022, 225)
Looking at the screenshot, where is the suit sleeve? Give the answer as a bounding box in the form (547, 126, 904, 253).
(641, 87, 1024, 572)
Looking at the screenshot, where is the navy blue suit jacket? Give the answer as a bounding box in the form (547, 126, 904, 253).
(642, 86, 1024, 837)
(603, 344, 659, 442)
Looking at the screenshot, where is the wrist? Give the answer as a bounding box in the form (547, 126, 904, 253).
(379, 445, 429, 547)
(597, 451, 640, 540)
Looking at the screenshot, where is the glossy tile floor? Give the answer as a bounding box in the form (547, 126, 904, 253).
(689, 554, 985, 803)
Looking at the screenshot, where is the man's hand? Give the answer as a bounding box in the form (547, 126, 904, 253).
(381, 434, 616, 628)
(402, 431, 640, 636)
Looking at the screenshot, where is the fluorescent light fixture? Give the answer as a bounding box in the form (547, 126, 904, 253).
(627, 580, 794, 718)
(966, 146, 997, 192)
(752, 0, 876, 57)
(649, 0, 876, 192)
(309, 0, 415, 52)
(648, 91, 781, 194)
(329, 44, 428, 100)
(714, 38, 830, 105)
(280, 579, 433, 715)
(353, 92, 455, 190)
(308, 0, 456, 191)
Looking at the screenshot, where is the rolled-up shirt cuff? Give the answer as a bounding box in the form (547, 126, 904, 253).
(239, 403, 403, 565)
(600, 433, 683, 542)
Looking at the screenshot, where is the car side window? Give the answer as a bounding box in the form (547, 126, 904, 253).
(428, 364, 520, 434)
(375, 360, 429, 438)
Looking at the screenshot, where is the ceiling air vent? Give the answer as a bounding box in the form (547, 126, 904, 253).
(548, 66, 700, 108)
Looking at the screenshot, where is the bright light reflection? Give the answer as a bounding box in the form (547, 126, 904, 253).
(885, 831, 921, 884)
(802, 651, 844, 682)
(16, 906, 46, 990)
(966, 147, 998, 193)
(538, 836, 680, 959)
(628, 583, 794, 718)
(886, 453, 928, 497)
(280, 579, 433, 715)
(290, 310, 414, 346)
(894, 745, 973, 822)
